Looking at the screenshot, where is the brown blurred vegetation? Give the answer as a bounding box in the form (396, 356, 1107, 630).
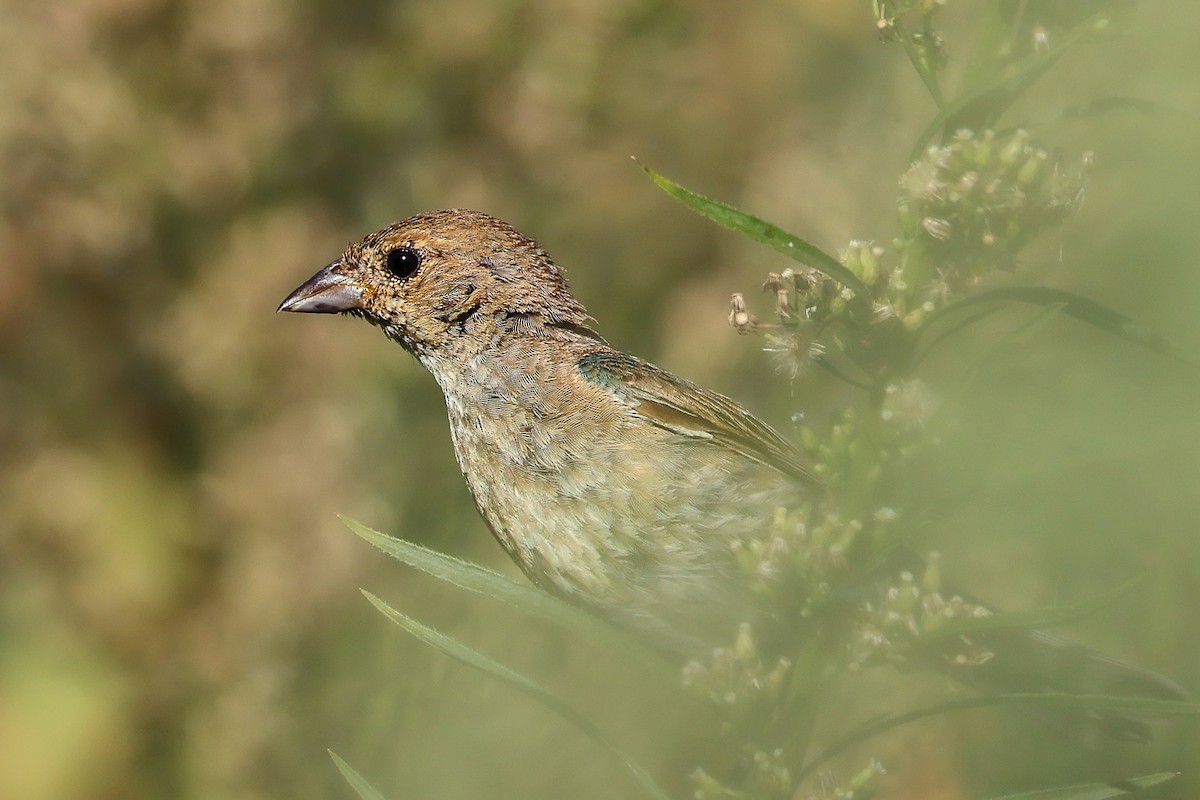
(1, 2, 1198, 799)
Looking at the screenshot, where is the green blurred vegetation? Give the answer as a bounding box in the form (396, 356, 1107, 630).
(1, 2, 1197, 799)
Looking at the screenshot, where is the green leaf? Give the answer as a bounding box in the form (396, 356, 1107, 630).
(911, 304, 1006, 368)
(922, 578, 1143, 641)
(984, 772, 1178, 800)
(812, 355, 872, 391)
(340, 517, 662, 665)
(920, 286, 1191, 366)
(1028, 693, 1200, 717)
(909, 14, 1102, 162)
(960, 2, 1019, 92)
(893, 17, 944, 107)
(637, 163, 868, 295)
(361, 590, 674, 800)
(796, 693, 1200, 784)
(328, 750, 389, 800)
(1012, 96, 1189, 132)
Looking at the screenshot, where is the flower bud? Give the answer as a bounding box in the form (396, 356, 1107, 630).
(902, 307, 925, 330)
(734, 622, 757, 664)
(1000, 130, 1030, 165)
(922, 216, 952, 240)
(1017, 150, 1047, 185)
(728, 293, 756, 333)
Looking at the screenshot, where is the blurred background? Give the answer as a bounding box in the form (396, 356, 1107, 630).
(1, 2, 1198, 798)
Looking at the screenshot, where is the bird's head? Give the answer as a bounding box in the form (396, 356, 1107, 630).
(278, 209, 596, 357)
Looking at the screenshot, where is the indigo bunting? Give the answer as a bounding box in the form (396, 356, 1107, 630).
(279, 210, 1184, 720)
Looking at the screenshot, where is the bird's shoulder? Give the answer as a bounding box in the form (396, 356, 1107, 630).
(576, 349, 819, 485)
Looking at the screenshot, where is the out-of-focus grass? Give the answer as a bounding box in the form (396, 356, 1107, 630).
(1, 2, 1196, 799)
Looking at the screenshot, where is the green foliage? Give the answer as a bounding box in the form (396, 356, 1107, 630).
(337, 5, 1199, 800)
(341, 516, 659, 662)
(6, 3, 1198, 800)
(637, 162, 868, 295)
(799, 695, 1198, 788)
(983, 772, 1178, 800)
(329, 751, 389, 800)
(362, 590, 673, 800)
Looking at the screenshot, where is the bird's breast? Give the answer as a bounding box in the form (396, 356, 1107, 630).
(437, 367, 802, 650)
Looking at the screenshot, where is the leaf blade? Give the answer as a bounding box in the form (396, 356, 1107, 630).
(1012, 96, 1189, 133)
(984, 772, 1178, 800)
(361, 590, 674, 800)
(920, 286, 1191, 365)
(340, 516, 662, 664)
(797, 693, 1200, 784)
(638, 163, 868, 295)
(909, 14, 1101, 161)
(328, 750, 389, 800)
(921, 578, 1144, 641)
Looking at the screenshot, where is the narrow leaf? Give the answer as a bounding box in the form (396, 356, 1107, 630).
(340, 517, 661, 664)
(812, 355, 872, 391)
(637, 163, 868, 295)
(923, 578, 1143, 641)
(1002, 301, 1074, 346)
(797, 693, 1200, 784)
(894, 18, 944, 106)
(959, 2, 1018, 91)
(909, 14, 1100, 161)
(921, 286, 1190, 365)
(1029, 693, 1200, 717)
(362, 591, 674, 800)
(911, 304, 1006, 367)
(328, 751, 389, 800)
(985, 772, 1178, 800)
(1013, 96, 1189, 132)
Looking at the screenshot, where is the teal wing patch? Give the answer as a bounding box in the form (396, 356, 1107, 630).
(577, 350, 819, 485)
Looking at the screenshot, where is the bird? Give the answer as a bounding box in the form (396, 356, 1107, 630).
(278, 209, 1186, 726)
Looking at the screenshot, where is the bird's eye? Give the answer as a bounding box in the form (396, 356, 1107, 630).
(385, 246, 421, 279)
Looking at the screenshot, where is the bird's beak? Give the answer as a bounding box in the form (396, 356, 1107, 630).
(277, 261, 365, 314)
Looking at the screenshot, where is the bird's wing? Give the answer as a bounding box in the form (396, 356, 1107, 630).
(577, 350, 820, 485)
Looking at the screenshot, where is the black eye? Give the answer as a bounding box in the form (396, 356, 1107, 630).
(385, 246, 421, 279)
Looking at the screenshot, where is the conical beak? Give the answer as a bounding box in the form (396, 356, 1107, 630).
(277, 262, 365, 314)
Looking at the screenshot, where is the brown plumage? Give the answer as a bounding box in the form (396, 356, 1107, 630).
(279, 210, 1187, 724)
(279, 210, 816, 652)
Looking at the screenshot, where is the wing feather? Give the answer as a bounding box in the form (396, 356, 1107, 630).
(577, 350, 819, 485)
